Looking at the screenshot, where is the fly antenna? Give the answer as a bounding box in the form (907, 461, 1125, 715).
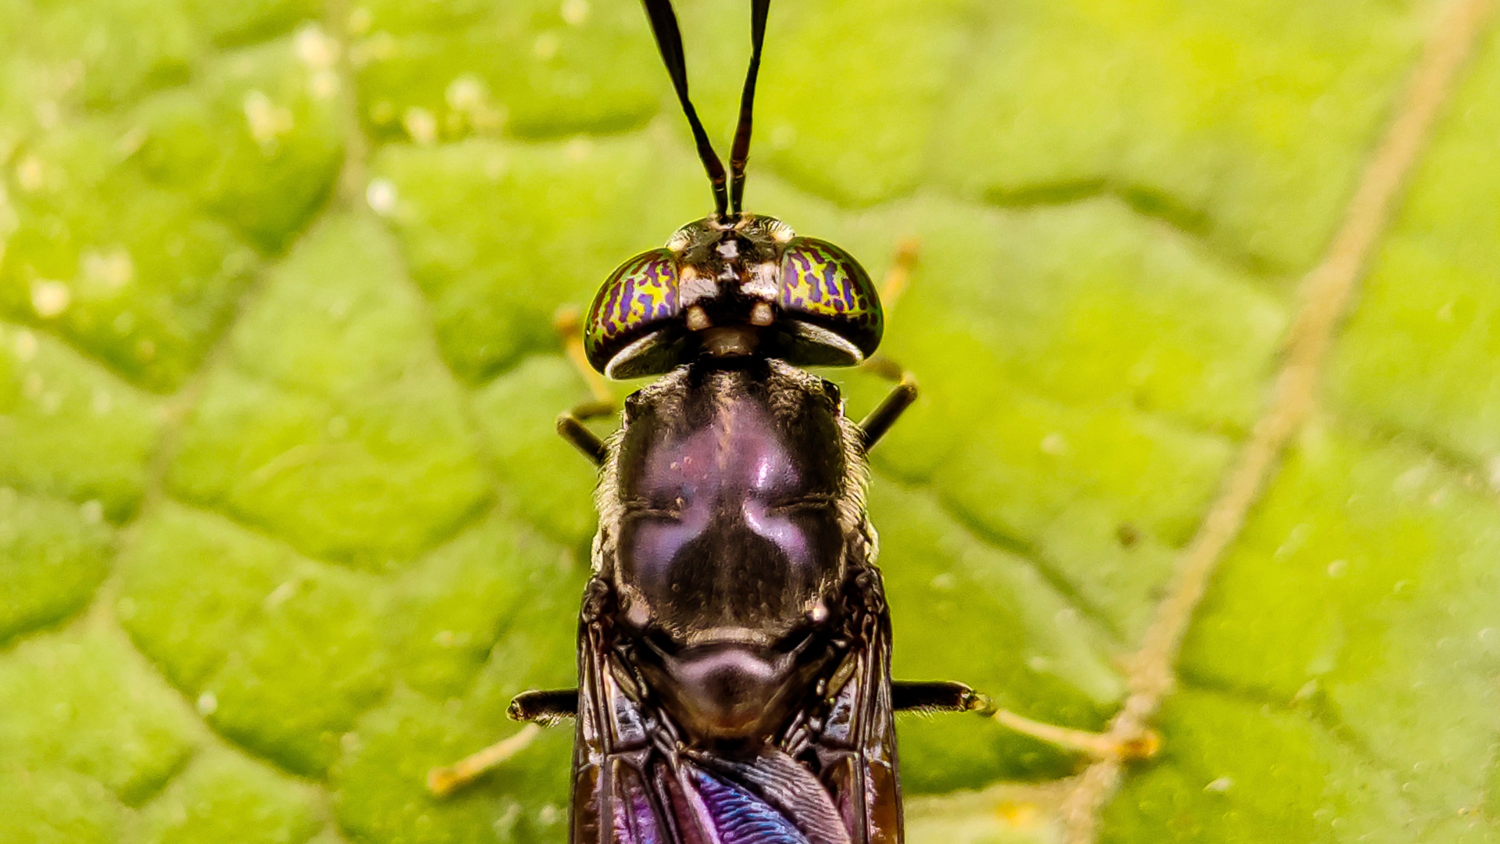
(729, 0, 770, 215)
(641, 0, 729, 218)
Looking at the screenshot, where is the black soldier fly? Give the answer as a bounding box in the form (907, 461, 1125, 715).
(430, 1, 985, 841)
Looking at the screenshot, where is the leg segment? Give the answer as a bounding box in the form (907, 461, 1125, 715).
(890, 680, 987, 713)
(857, 374, 918, 451)
(508, 688, 580, 725)
(554, 306, 619, 466)
(988, 707, 1161, 761)
(425, 723, 543, 797)
(557, 400, 614, 466)
(857, 240, 923, 450)
(500, 682, 990, 722)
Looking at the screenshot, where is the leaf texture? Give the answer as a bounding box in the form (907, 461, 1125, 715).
(1, 0, 1497, 842)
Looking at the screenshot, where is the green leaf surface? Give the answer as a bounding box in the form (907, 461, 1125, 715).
(2, 0, 1497, 842)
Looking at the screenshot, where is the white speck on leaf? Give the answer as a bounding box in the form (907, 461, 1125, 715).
(31, 280, 70, 317)
(265, 579, 299, 610)
(81, 247, 134, 291)
(1393, 461, 1432, 494)
(115, 125, 148, 160)
(493, 801, 522, 839)
(197, 691, 218, 715)
(534, 32, 559, 60)
(294, 25, 339, 69)
(366, 178, 397, 215)
(1292, 678, 1318, 702)
(16, 155, 44, 191)
(244, 90, 295, 150)
(310, 69, 340, 100)
(403, 107, 437, 145)
(565, 137, 592, 161)
(79, 500, 103, 524)
(561, 0, 590, 25)
(446, 75, 485, 111)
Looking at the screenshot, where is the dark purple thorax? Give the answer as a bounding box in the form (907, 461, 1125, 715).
(611, 364, 848, 743)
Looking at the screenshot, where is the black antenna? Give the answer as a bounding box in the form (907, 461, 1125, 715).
(729, 0, 770, 215)
(641, 0, 729, 218)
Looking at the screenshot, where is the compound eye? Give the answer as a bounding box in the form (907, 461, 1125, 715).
(585, 249, 681, 375)
(778, 237, 883, 364)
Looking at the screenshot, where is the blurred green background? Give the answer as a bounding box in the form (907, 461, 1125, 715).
(2, 0, 1499, 842)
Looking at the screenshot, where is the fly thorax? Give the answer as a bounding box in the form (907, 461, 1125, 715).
(607, 363, 856, 740)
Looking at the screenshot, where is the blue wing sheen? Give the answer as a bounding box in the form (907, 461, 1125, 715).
(693, 768, 812, 844)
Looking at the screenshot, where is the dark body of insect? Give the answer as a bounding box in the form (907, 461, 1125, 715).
(576, 356, 898, 844)
(505, 2, 980, 842)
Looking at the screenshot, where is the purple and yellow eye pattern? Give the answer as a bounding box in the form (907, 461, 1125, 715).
(779, 237, 883, 358)
(585, 249, 680, 372)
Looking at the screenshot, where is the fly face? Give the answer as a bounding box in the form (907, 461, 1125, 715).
(604, 364, 856, 741)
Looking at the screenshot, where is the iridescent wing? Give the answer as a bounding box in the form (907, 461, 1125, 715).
(800, 572, 901, 844)
(572, 576, 870, 844)
(571, 582, 667, 844)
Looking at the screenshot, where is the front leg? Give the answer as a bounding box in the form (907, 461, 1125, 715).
(857, 238, 922, 451)
(554, 306, 618, 466)
(557, 401, 613, 466)
(857, 372, 918, 451)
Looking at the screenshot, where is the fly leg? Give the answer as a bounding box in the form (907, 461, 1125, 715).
(554, 306, 617, 467)
(891, 680, 986, 713)
(425, 689, 583, 796)
(891, 681, 1159, 760)
(478, 684, 1150, 786)
(509, 688, 579, 724)
(857, 366, 917, 451)
(497, 683, 996, 720)
(508, 682, 997, 721)
(859, 238, 921, 451)
(558, 401, 611, 466)
(890, 680, 1146, 758)
(426, 723, 544, 797)
(985, 707, 1161, 762)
